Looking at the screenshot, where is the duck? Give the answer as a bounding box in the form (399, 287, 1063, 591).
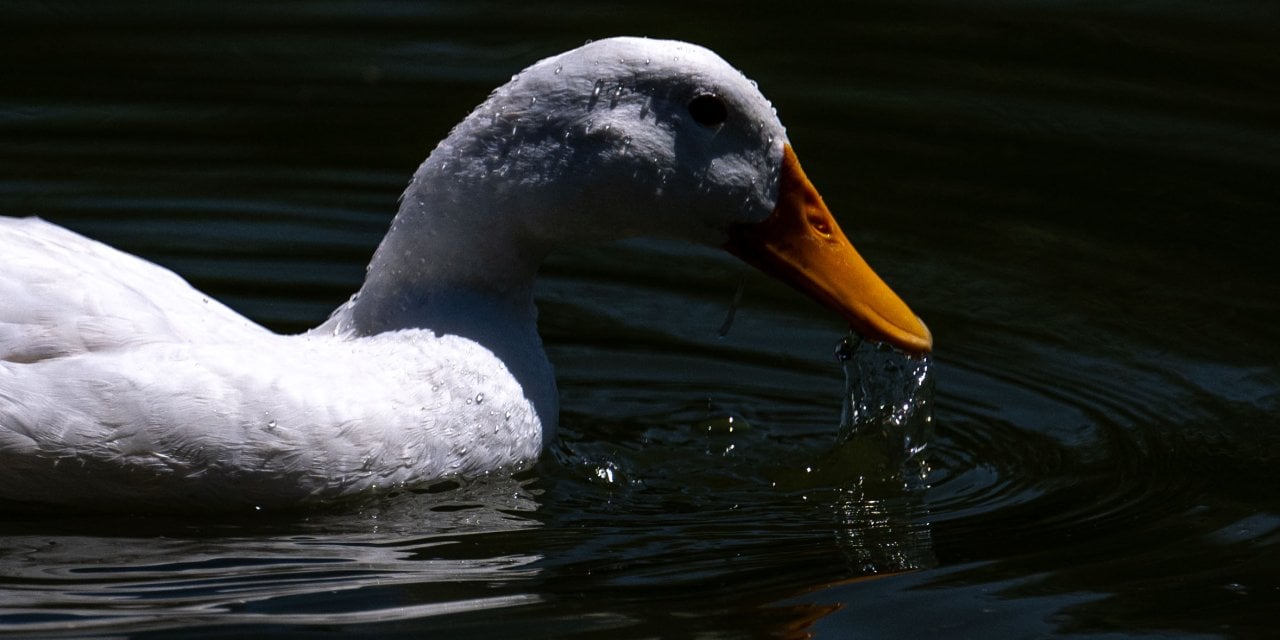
(0, 37, 931, 511)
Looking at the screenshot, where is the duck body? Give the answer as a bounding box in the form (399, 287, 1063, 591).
(0, 37, 929, 511)
(0, 218, 545, 510)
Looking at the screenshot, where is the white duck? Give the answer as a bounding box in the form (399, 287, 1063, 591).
(0, 37, 931, 511)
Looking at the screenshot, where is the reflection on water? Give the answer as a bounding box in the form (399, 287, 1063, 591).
(1, 1, 1277, 638)
(0, 477, 542, 635)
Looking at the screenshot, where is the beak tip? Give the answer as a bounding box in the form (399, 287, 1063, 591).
(852, 314, 932, 356)
(913, 316, 934, 354)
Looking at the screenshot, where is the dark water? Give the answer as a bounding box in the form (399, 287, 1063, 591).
(2, 1, 1278, 638)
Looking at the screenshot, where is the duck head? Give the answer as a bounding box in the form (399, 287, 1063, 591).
(358, 37, 931, 355)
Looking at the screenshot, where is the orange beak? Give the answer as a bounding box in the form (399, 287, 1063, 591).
(725, 144, 932, 355)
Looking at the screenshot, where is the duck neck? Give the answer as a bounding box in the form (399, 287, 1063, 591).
(315, 156, 558, 430)
(343, 158, 544, 319)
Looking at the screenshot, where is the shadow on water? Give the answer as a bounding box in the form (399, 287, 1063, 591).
(525, 335, 939, 638)
(1, 1, 1278, 638)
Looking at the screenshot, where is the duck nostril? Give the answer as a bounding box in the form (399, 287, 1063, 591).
(808, 215, 832, 237)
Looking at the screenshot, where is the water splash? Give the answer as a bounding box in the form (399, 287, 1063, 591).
(835, 334, 934, 472)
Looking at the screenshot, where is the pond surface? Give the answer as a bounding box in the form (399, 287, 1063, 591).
(2, 1, 1277, 638)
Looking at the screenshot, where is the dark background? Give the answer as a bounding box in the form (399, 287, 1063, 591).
(1, 2, 1277, 638)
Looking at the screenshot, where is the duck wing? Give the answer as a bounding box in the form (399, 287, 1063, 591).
(1, 217, 268, 364)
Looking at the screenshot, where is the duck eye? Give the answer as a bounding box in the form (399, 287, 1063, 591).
(688, 93, 728, 127)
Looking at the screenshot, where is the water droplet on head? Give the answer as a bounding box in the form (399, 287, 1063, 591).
(475, 392, 485, 404)
(554, 65, 562, 75)
(592, 79, 604, 99)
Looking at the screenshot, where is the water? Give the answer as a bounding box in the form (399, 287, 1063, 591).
(2, 2, 1278, 638)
